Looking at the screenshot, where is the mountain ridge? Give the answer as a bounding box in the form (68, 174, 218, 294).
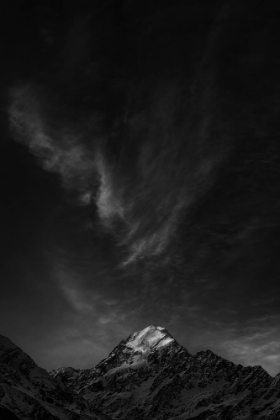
(0, 333, 110, 420)
(49, 326, 279, 420)
(1, 327, 280, 419)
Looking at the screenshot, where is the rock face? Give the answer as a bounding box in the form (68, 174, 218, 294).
(0, 335, 109, 420)
(1, 327, 280, 419)
(50, 325, 280, 420)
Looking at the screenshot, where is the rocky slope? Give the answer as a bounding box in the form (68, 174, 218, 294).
(1, 327, 280, 419)
(51, 325, 280, 420)
(0, 335, 109, 420)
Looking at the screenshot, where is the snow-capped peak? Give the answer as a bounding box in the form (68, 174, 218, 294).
(126, 325, 174, 354)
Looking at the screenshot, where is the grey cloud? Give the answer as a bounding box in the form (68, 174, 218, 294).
(9, 80, 229, 268)
(222, 334, 280, 377)
(9, 85, 98, 194)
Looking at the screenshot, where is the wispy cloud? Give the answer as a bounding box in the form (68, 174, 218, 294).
(222, 335, 280, 376)
(9, 85, 98, 198)
(57, 273, 96, 313)
(8, 81, 229, 268)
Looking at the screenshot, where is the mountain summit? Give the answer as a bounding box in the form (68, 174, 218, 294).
(125, 325, 175, 353)
(1, 329, 280, 419)
(92, 325, 189, 379)
(51, 327, 279, 420)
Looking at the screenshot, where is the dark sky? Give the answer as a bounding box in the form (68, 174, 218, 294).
(1, 0, 280, 376)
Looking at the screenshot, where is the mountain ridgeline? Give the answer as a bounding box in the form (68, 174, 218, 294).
(0, 326, 280, 419)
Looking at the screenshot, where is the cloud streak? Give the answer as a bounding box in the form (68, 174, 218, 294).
(9, 85, 98, 197)
(9, 80, 229, 268)
(222, 331, 280, 377)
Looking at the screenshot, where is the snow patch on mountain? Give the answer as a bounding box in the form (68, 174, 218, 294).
(126, 325, 174, 354)
(156, 336, 174, 348)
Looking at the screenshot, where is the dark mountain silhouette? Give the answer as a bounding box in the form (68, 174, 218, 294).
(1, 327, 280, 419)
(0, 334, 109, 420)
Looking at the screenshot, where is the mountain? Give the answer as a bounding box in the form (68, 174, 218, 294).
(0, 334, 109, 420)
(1, 327, 280, 419)
(51, 325, 280, 420)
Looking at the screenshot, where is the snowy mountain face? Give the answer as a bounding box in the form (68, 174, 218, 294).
(0, 335, 109, 420)
(50, 325, 280, 420)
(1, 328, 280, 420)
